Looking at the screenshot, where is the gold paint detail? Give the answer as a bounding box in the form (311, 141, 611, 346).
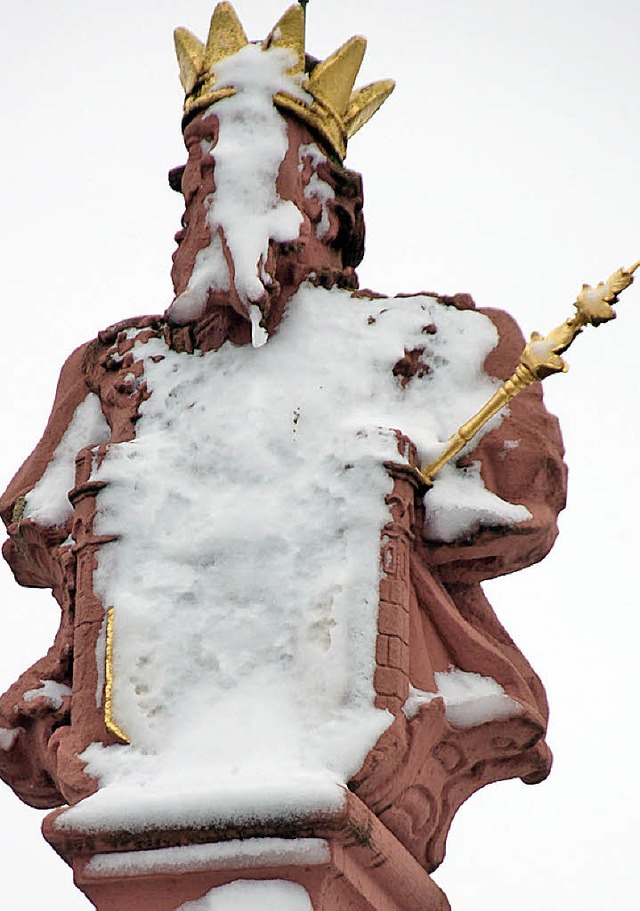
(174, 3, 395, 161)
(263, 6, 306, 75)
(11, 495, 26, 525)
(204, 1, 248, 70)
(345, 80, 396, 139)
(105, 607, 131, 744)
(174, 28, 206, 94)
(420, 261, 640, 486)
(307, 35, 367, 118)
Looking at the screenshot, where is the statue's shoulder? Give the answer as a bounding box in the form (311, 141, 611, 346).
(351, 288, 528, 384)
(0, 315, 166, 526)
(81, 313, 168, 385)
(93, 314, 165, 347)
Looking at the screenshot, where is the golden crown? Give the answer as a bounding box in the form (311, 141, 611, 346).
(174, 2, 395, 162)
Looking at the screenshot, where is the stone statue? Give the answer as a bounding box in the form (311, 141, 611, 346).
(0, 5, 566, 909)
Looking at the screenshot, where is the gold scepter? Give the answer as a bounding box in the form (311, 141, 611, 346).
(419, 260, 640, 488)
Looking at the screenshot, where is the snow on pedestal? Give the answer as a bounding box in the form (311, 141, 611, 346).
(176, 879, 315, 911)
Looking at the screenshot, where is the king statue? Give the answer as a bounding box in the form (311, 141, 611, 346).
(0, 5, 566, 910)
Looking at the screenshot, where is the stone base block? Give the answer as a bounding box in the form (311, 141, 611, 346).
(44, 793, 450, 911)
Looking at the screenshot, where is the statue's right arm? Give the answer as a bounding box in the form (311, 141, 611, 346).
(0, 342, 95, 807)
(0, 341, 94, 535)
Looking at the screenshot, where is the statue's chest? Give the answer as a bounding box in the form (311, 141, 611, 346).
(85, 290, 499, 770)
(90, 315, 397, 738)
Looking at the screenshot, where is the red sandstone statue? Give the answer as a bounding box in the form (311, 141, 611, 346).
(0, 5, 566, 910)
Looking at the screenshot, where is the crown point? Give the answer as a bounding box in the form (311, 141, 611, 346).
(174, 28, 206, 94)
(205, 1, 249, 70)
(263, 5, 306, 75)
(308, 35, 367, 117)
(175, 7, 393, 161)
(345, 80, 396, 139)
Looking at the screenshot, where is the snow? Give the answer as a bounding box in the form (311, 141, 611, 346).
(250, 304, 269, 348)
(0, 727, 19, 751)
(176, 880, 314, 911)
(22, 679, 72, 710)
(53, 284, 530, 835)
(423, 460, 530, 542)
(84, 837, 329, 877)
(403, 668, 522, 728)
(166, 44, 307, 332)
(58, 773, 345, 833)
(529, 337, 557, 361)
(23, 392, 110, 525)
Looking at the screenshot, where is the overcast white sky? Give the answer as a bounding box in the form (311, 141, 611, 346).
(0, 1, 638, 908)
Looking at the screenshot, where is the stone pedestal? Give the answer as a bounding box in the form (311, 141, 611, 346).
(45, 793, 450, 911)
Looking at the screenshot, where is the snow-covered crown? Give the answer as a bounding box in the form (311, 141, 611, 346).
(174, 2, 395, 162)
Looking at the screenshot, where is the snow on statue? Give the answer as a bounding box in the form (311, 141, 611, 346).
(0, 4, 566, 908)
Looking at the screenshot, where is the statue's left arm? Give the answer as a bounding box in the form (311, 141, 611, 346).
(425, 306, 568, 585)
(406, 306, 567, 724)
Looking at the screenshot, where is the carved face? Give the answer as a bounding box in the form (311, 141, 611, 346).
(166, 105, 353, 342)
(165, 64, 365, 350)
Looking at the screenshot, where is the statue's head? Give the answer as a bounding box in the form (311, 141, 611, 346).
(164, 3, 394, 346)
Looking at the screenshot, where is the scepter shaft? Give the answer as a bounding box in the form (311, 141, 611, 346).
(421, 365, 537, 481)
